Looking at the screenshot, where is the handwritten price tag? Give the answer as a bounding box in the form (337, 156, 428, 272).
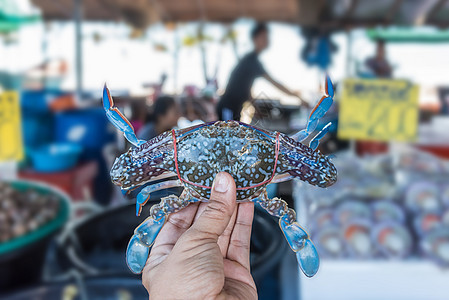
(338, 79, 419, 142)
(0, 91, 24, 161)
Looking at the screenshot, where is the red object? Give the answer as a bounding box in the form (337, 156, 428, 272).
(19, 162, 98, 201)
(356, 141, 389, 156)
(416, 145, 449, 160)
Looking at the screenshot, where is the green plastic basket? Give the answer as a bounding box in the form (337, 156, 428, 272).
(0, 180, 70, 256)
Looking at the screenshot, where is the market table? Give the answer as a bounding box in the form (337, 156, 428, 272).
(300, 260, 449, 300)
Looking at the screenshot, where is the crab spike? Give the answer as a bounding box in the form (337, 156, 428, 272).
(309, 122, 332, 151)
(325, 74, 334, 97)
(291, 76, 334, 142)
(102, 84, 145, 147)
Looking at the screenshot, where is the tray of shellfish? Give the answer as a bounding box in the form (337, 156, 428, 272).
(294, 149, 449, 300)
(294, 149, 449, 266)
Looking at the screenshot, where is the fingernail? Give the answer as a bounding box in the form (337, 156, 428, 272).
(213, 173, 229, 193)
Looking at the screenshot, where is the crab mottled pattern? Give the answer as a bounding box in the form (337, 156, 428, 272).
(113, 121, 335, 200)
(102, 75, 337, 277)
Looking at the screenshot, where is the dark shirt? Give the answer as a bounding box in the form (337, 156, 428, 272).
(218, 51, 266, 118)
(365, 57, 392, 78)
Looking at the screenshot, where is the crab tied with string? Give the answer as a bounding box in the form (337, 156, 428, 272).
(102, 75, 337, 277)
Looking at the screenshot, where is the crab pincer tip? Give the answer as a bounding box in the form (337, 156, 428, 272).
(136, 202, 142, 217)
(102, 83, 113, 110)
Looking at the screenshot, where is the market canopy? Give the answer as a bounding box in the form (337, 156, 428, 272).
(367, 28, 449, 43)
(0, 0, 40, 33)
(30, 0, 449, 29)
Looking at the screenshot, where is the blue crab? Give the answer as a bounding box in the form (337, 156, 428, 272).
(102, 76, 337, 277)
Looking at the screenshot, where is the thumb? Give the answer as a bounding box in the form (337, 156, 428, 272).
(190, 172, 236, 240)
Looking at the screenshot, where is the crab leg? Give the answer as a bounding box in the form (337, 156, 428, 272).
(134, 179, 182, 217)
(292, 75, 334, 142)
(102, 85, 146, 147)
(255, 192, 319, 277)
(126, 191, 192, 274)
(309, 122, 332, 151)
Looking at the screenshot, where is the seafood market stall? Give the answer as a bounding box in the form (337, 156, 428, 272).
(2, 1, 449, 300)
(295, 147, 449, 300)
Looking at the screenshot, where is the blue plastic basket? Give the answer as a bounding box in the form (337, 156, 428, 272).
(55, 108, 115, 150)
(22, 111, 54, 148)
(21, 90, 64, 113)
(29, 143, 82, 173)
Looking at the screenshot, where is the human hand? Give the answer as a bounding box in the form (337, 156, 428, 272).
(142, 172, 257, 300)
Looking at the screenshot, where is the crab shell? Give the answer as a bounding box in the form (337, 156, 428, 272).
(110, 120, 337, 201)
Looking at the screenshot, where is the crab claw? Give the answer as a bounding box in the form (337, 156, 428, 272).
(311, 95, 333, 119)
(309, 122, 332, 151)
(280, 213, 319, 277)
(291, 76, 334, 142)
(102, 84, 145, 147)
(296, 239, 320, 277)
(126, 234, 150, 274)
(134, 180, 182, 216)
(126, 214, 167, 274)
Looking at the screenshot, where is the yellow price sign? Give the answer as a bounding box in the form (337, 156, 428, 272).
(338, 79, 419, 142)
(0, 91, 24, 161)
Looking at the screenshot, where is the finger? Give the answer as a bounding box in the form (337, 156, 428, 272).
(193, 201, 208, 223)
(189, 172, 236, 240)
(227, 202, 254, 271)
(217, 204, 237, 257)
(150, 202, 199, 257)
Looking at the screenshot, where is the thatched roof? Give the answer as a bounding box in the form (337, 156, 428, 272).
(31, 0, 449, 29)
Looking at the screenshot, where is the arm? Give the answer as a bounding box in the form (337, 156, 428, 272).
(263, 73, 308, 107)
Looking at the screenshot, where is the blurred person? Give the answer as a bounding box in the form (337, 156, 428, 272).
(202, 96, 219, 122)
(138, 96, 179, 140)
(142, 172, 257, 299)
(365, 40, 392, 78)
(357, 39, 392, 155)
(217, 22, 306, 121)
(184, 97, 208, 122)
(130, 100, 148, 134)
(178, 97, 207, 128)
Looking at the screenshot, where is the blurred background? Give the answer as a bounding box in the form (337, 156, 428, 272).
(1, 0, 449, 299)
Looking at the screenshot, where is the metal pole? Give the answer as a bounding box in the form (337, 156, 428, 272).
(346, 29, 352, 77)
(74, 0, 83, 100)
(346, 29, 357, 154)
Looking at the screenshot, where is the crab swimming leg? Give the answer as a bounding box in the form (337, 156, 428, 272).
(102, 85, 146, 147)
(255, 192, 319, 277)
(292, 75, 334, 142)
(126, 190, 192, 274)
(134, 179, 182, 217)
(309, 122, 332, 151)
